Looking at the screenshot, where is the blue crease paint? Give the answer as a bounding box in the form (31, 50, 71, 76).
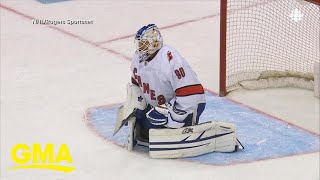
(86, 93, 319, 165)
(36, 0, 71, 4)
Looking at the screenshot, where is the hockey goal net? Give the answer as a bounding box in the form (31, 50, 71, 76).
(219, 0, 320, 96)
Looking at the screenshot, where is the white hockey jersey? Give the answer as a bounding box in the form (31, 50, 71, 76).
(130, 45, 206, 124)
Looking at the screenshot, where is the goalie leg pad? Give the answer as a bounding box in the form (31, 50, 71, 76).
(127, 116, 136, 151)
(193, 103, 206, 125)
(149, 121, 239, 158)
(134, 119, 150, 143)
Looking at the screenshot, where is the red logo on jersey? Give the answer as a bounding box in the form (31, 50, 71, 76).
(132, 68, 167, 105)
(167, 51, 173, 61)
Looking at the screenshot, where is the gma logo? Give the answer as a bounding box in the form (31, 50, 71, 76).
(8, 143, 75, 173)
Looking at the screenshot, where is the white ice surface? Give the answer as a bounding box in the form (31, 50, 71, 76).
(0, 0, 319, 180)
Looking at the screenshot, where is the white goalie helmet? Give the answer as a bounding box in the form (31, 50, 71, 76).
(134, 24, 163, 62)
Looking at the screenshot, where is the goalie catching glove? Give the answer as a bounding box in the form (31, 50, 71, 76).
(146, 102, 186, 129)
(146, 104, 169, 126)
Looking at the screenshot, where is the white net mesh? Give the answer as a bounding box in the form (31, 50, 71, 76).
(314, 61, 320, 97)
(225, 0, 320, 92)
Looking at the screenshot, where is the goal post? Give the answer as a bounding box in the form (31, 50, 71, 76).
(219, 0, 320, 97)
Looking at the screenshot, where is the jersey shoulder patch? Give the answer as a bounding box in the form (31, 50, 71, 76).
(160, 45, 182, 64)
(167, 51, 173, 62)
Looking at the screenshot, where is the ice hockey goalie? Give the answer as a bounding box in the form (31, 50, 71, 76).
(113, 24, 243, 158)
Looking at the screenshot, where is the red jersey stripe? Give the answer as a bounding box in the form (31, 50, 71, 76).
(175, 84, 204, 97)
(131, 77, 139, 86)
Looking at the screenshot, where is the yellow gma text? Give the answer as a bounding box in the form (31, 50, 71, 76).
(8, 143, 75, 173)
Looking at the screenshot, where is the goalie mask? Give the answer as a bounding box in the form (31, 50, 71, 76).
(135, 24, 163, 62)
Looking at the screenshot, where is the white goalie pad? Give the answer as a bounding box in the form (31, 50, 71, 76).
(149, 121, 241, 159)
(127, 116, 136, 151)
(113, 83, 146, 135)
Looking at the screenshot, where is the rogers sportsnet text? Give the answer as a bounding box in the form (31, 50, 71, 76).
(32, 19, 93, 25)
